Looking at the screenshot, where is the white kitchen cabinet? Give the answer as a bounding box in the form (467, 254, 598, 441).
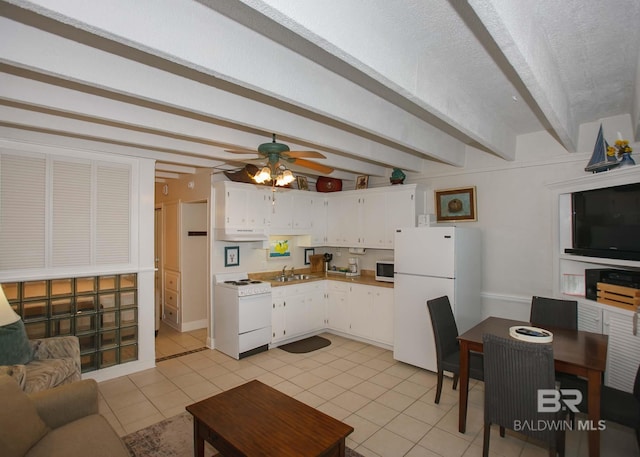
(214, 181, 270, 240)
(325, 185, 425, 249)
(327, 193, 360, 246)
(292, 192, 314, 232)
(271, 282, 326, 344)
(268, 190, 295, 234)
(306, 282, 326, 332)
(371, 287, 394, 344)
(271, 288, 286, 342)
(349, 283, 371, 337)
(385, 187, 422, 247)
(347, 283, 394, 344)
(294, 193, 327, 245)
(327, 281, 350, 333)
(360, 193, 387, 248)
(577, 301, 603, 333)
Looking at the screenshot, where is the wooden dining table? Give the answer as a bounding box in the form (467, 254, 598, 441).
(457, 316, 608, 457)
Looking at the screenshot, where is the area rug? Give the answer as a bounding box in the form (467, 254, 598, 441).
(278, 335, 331, 354)
(123, 411, 363, 457)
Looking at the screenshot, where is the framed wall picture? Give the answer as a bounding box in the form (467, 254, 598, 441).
(356, 175, 369, 190)
(269, 239, 291, 258)
(224, 246, 240, 267)
(435, 186, 477, 222)
(304, 248, 315, 265)
(297, 176, 309, 190)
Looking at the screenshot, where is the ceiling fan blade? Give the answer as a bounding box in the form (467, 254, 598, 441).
(292, 158, 334, 174)
(224, 148, 260, 154)
(286, 151, 326, 159)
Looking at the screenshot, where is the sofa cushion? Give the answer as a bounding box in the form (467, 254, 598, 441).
(0, 375, 49, 457)
(23, 358, 80, 394)
(27, 414, 130, 457)
(0, 319, 33, 365)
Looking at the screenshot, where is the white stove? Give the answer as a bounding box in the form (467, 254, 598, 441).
(213, 273, 272, 359)
(216, 277, 271, 297)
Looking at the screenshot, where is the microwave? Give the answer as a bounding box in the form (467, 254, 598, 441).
(375, 260, 394, 282)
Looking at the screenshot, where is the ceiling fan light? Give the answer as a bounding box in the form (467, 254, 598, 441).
(254, 166, 271, 183)
(276, 169, 295, 186)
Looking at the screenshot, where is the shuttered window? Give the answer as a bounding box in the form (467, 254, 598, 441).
(96, 164, 131, 264)
(0, 153, 46, 269)
(0, 151, 132, 272)
(52, 159, 92, 267)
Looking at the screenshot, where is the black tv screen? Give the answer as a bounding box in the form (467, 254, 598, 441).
(566, 182, 640, 261)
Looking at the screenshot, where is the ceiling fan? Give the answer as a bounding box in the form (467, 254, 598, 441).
(225, 134, 334, 184)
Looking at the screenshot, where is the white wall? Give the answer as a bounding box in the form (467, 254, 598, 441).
(408, 116, 637, 320)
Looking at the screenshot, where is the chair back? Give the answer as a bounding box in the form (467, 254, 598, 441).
(427, 296, 459, 361)
(633, 363, 640, 402)
(483, 333, 559, 445)
(530, 296, 577, 330)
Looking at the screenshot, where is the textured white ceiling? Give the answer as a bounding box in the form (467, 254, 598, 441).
(0, 0, 639, 181)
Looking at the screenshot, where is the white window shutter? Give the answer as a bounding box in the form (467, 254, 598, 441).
(0, 153, 46, 269)
(51, 159, 92, 267)
(96, 164, 131, 264)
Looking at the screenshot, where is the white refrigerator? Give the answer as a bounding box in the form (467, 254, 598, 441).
(393, 226, 482, 371)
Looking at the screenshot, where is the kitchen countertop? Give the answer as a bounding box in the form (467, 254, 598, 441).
(249, 269, 394, 289)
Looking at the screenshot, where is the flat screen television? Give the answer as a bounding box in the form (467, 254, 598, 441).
(565, 182, 640, 261)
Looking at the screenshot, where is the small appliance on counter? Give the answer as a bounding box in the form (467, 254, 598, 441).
(346, 257, 360, 277)
(323, 252, 333, 272)
(375, 259, 394, 282)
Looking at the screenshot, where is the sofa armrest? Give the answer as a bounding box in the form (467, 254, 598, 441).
(0, 364, 26, 389)
(30, 336, 81, 373)
(28, 378, 99, 429)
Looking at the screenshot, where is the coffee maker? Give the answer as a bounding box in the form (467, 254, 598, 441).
(346, 257, 360, 277)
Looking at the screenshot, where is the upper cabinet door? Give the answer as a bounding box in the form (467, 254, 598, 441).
(360, 193, 386, 248)
(268, 190, 295, 233)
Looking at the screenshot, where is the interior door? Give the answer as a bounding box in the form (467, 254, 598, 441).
(154, 207, 163, 334)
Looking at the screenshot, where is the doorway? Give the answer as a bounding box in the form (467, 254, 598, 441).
(154, 207, 163, 336)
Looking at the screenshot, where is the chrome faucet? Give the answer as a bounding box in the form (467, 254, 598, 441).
(281, 266, 287, 278)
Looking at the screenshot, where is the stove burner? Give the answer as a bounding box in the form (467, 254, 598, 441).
(223, 279, 264, 286)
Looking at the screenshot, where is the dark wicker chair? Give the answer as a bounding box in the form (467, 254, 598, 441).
(482, 333, 566, 457)
(427, 295, 483, 404)
(563, 362, 640, 452)
(530, 295, 580, 424)
(529, 296, 578, 330)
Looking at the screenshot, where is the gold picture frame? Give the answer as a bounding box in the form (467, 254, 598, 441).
(435, 186, 477, 222)
(296, 176, 309, 191)
(356, 175, 369, 190)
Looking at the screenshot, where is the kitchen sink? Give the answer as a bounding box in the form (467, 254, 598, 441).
(271, 274, 316, 282)
(292, 274, 315, 280)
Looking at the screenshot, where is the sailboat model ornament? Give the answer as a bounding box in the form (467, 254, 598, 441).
(585, 124, 620, 173)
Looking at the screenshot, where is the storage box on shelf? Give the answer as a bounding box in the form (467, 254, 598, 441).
(596, 282, 640, 311)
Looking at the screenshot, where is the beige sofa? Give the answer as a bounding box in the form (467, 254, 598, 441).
(0, 336, 81, 393)
(0, 375, 130, 457)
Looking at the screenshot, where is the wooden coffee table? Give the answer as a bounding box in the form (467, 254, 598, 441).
(186, 380, 354, 457)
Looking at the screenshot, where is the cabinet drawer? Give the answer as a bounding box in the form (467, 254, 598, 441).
(165, 289, 180, 307)
(328, 281, 350, 293)
(165, 271, 180, 291)
(164, 305, 179, 325)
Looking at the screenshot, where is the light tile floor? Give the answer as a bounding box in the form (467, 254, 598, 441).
(98, 326, 638, 457)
